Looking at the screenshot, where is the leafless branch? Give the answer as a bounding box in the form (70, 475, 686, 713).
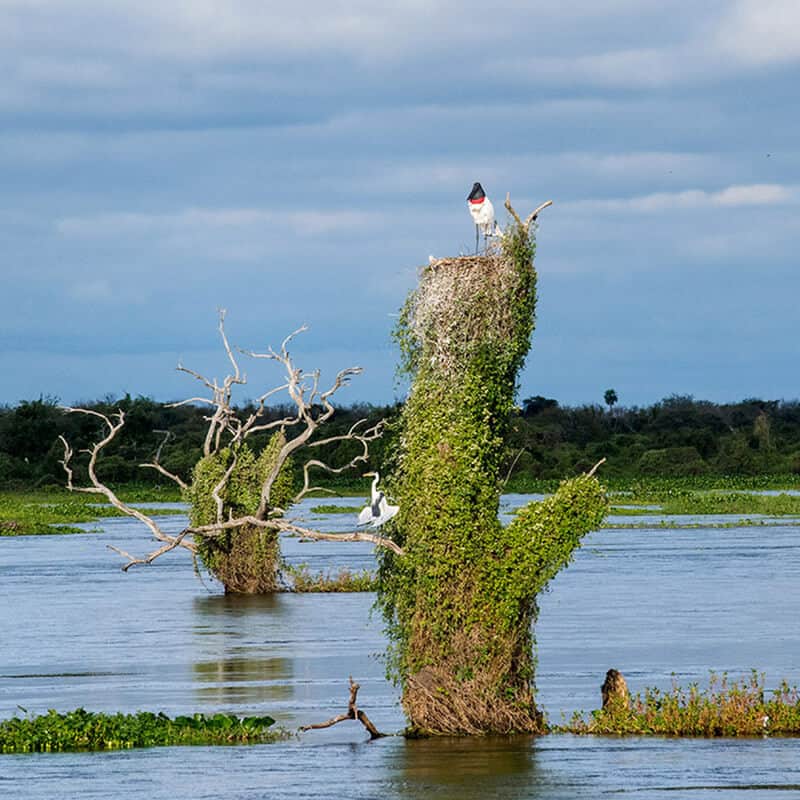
(58, 409, 197, 570)
(107, 529, 194, 571)
(586, 457, 607, 478)
(504, 194, 553, 233)
(241, 330, 367, 518)
(184, 516, 404, 556)
(294, 420, 384, 503)
(279, 521, 404, 556)
(138, 430, 188, 491)
(57, 315, 391, 572)
(300, 677, 384, 739)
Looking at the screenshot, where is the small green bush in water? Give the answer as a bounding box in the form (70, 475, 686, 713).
(565, 672, 800, 737)
(379, 217, 608, 735)
(183, 433, 295, 593)
(0, 708, 282, 753)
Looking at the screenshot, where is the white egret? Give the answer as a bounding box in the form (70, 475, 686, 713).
(357, 471, 399, 528)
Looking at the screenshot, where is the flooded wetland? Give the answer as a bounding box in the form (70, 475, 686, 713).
(2, 497, 800, 798)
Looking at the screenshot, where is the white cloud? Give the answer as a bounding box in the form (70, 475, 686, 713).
(564, 183, 798, 213)
(716, 0, 800, 66)
(56, 206, 384, 238)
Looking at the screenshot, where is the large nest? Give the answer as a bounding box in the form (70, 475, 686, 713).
(409, 251, 527, 375)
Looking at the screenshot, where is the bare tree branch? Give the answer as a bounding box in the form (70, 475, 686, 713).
(138, 430, 188, 491)
(107, 529, 194, 571)
(586, 457, 607, 478)
(57, 315, 394, 572)
(184, 516, 404, 556)
(504, 194, 553, 233)
(300, 677, 384, 739)
(58, 409, 197, 570)
(241, 331, 367, 518)
(293, 420, 384, 503)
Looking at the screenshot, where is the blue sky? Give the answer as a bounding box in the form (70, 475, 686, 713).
(1, 0, 798, 408)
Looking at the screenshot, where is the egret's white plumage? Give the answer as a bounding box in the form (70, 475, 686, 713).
(357, 471, 399, 528)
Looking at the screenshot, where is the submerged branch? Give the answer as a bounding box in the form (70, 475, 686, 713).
(300, 677, 384, 740)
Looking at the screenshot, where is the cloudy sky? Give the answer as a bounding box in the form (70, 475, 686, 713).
(1, 0, 798, 408)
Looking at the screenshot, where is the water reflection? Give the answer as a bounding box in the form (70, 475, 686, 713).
(396, 736, 541, 798)
(193, 592, 285, 619)
(192, 594, 293, 705)
(194, 657, 293, 703)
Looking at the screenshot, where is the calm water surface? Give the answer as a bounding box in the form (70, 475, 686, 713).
(1, 496, 800, 798)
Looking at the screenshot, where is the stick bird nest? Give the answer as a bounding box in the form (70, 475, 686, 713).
(407, 248, 531, 376)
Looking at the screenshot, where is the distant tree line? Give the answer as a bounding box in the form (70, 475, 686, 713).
(511, 394, 800, 479)
(1, 393, 799, 490)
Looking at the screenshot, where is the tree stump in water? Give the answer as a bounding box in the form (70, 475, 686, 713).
(378, 204, 608, 735)
(601, 669, 630, 710)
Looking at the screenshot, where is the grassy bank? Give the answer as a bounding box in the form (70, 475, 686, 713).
(0, 708, 284, 753)
(563, 672, 800, 737)
(0, 489, 185, 536)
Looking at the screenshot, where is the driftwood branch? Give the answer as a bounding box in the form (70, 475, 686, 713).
(58, 409, 197, 570)
(300, 677, 384, 740)
(138, 430, 188, 491)
(185, 516, 404, 556)
(294, 419, 384, 503)
(504, 194, 553, 233)
(58, 314, 392, 571)
(586, 457, 607, 478)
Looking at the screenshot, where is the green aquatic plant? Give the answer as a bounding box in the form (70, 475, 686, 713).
(565, 671, 800, 737)
(378, 202, 608, 735)
(0, 708, 283, 753)
(0, 491, 183, 536)
(287, 563, 377, 592)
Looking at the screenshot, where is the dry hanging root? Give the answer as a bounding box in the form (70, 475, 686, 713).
(299, 677, 384, 740)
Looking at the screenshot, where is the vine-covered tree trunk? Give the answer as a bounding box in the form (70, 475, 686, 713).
(195, 524, 281, 594)
(185, 433, 294, 594)
(379, 215, 608, 734)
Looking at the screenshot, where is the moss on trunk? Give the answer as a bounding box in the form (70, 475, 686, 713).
(379, 221, 608, 735)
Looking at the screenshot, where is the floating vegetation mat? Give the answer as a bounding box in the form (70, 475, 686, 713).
(0, 709, 285, 753)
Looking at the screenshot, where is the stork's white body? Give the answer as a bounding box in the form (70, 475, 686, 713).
(469, 196, 496, 236)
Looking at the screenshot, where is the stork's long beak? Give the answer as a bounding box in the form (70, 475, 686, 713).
(362, 471, 376, 477)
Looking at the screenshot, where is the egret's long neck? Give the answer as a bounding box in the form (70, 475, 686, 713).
(372, 472, 380, 499)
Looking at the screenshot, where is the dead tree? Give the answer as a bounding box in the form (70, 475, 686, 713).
(59, 311, 403, 592)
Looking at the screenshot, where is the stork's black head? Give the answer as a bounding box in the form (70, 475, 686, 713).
(468, 182, 485, 202)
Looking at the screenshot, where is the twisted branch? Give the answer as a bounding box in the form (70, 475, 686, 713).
(300, 677, 384, 739)
(58, 314, 398, 571)
(59, 408, 197, 570)
(504, 194, 553, 232)
(138, 430, 188, 491)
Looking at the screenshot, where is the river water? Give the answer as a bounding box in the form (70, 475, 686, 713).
(1, 497, 800, 798)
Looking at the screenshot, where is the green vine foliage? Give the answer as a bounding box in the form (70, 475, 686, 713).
(183, 432, 294, 593)
(379, 220, 608, 735)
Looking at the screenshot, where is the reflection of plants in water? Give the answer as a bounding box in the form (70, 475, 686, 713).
(400, 735, 538, 793)
(194, 657, 293, 704)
